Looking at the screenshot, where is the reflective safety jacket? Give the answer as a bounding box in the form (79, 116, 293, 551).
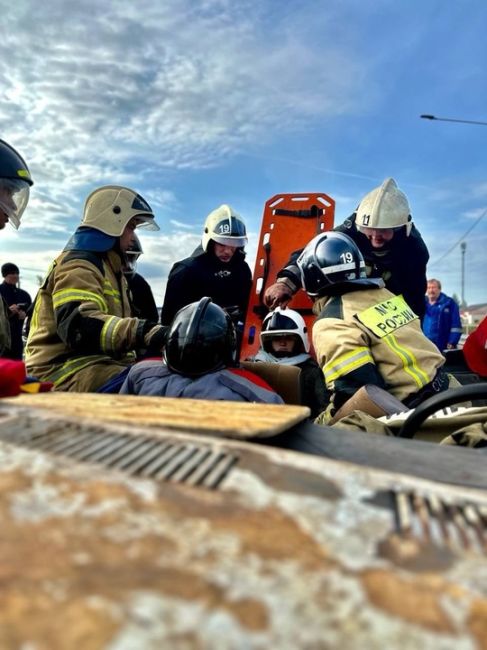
(312, 286, 445, 410)
(25, 250, 151, 391)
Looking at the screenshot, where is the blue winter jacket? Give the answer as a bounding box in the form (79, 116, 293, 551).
(422, 293, 462, 351)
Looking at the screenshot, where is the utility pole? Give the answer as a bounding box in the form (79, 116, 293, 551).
(460, 241, 467, 307)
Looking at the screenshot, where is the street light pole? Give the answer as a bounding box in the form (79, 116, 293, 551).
(460, 241, 467, 306)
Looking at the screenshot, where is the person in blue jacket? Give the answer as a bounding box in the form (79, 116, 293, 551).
(422, 278, 462, 352)
(121, 297, 283, 404)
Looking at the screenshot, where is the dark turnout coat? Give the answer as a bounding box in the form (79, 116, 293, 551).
(160, 245, 252, 326)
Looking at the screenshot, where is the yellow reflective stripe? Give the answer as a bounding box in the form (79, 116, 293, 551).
(53, 288, 108, 313)
(323, 347, 374, 383)
(45, 355, 109, 386)
(103, 280, 121, 305)
(100, 316, 123, 353)
(383, 334, 430, 389)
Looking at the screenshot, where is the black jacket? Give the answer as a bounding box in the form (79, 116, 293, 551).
(277, 215, 429, 320)
(0, 282, 31, 359)
(160, 244, 252, 326)
(127, 272, 159, 322)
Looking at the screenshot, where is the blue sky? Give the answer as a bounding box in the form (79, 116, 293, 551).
(2, 0, 487, 307)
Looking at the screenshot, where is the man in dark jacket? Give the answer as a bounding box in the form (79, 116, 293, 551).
(0, 263, 32, 359)
(264, 178, 429, 321)
(160, 204, 252, 327)
(423, 278, 462, 352)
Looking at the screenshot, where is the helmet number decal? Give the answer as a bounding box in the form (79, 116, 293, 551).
(339, 252, 354, 264)
(361, 214, 370, 225)
(217, 220, 231, 234)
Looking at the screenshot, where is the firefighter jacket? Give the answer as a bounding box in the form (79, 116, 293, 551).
(25, 249, 156, 391)
(120, 360, 284, 404)
(423, 292, 462, 351)
(312, 285, 445, 411)
(160, 244, 252, 326)
(277, 215, 429, 320)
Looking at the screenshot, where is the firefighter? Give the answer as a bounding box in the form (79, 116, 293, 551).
(296, 231, 448, 421)
(25, 186, 167, 392)
(0, 139, 33, 358)
(265, 178, 429, 321)
(121, 297, 283, 404)
(249, 307, 329, 418)
(160, 204, 252, 329)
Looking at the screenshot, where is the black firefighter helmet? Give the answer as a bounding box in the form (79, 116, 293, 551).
(164, 297, 237, 377)
(297, 231, 381, 297)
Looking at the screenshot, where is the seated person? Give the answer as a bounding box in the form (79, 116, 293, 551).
(121, 297, 284, 404)
(296, 231, 450, 422)
(249, 307, 329, 418)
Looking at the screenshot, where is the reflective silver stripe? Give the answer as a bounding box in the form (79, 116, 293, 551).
(324, 260, 366, 274)
(323, 347, 374, 383)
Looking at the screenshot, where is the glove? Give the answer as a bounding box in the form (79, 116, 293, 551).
(264, 281, 293, 309)
(144, 325, 168, 353)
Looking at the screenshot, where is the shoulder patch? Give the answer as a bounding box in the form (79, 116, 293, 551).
(355, 294, 418, 338)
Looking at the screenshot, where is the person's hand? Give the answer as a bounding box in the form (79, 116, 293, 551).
(264, 282, 293, 309)
(446, 343, 457, 350)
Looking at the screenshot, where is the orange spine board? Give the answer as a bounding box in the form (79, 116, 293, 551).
(240, 192, 335, 360)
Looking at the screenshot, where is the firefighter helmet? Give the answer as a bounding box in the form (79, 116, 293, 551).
(164, 297, 237, 377)
(202, 204, 248, 251)
(82, 185, 159, 237)
(297, 231, 378, 297)
(0, 139, 33, 229)
(260, 307, 310, 354)
(355, 178, 412, 235)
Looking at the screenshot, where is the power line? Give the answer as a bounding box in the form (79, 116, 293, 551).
(421, 114, 487, 126)
(429, 206, 487, 266)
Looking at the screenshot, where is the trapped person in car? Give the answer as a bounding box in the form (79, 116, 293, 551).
(297, 231, 450, 422)
(265, 178, 429, 321)
(160, 205, 252, 329)
(248, 307, 329, 418)
(121, 297, 283, 404)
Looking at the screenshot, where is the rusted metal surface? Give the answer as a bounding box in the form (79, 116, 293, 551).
(0, 399, 486, 649)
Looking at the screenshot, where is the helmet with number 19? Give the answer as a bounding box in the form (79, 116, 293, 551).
(297, 231, 382, 297)
(201, 204, 248, 252)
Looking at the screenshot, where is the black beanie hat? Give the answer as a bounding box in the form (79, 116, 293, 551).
(1, 263, 20, 277)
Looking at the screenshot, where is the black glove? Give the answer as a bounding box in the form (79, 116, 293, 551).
(144, 325, 168, 354)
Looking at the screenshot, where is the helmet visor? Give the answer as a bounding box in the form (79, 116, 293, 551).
(0, 178, 30, 229)
(134, 214, 160, 231)
(264, 311, 299, 332)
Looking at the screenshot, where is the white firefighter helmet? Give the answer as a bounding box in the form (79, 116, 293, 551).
(355, 178, 412, 235)
(202, 204, 248, 252)
(260, 307, 310, 354)
(82, 185, 159, 237)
